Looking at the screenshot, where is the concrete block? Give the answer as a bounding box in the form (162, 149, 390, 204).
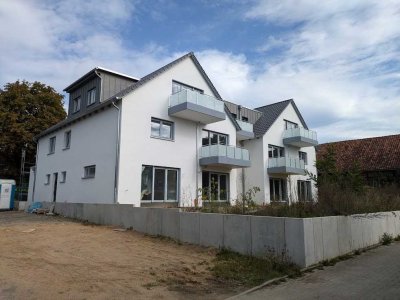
(180, 212, 200, 244)
(223, 214, 252, 255)
(131, 207, 147, 233)
(119, 204, 135, 229)
(284, 218, 306, 267)
(302, 218, 317, 267)
(321, 216, 339, 260)
(350, 215, 364, 250)
(199, 213, 224, 248)
(337, 216, 352, 255)
(311, 218, 324, 264)
(145, 208, 162, 236)
(250, 216, 285, 257)
(161, 209, 180, 240)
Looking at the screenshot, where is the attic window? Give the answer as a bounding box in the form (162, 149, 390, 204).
(285, 120, 298, 130)
(87, 88, 96, 106)
(73, 96, 81, 113)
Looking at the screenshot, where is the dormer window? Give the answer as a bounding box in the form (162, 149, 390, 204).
(87, 88, 96, 106)
(73, 96, 81, 113)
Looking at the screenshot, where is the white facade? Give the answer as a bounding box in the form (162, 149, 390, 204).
(29, 53, 318, 207)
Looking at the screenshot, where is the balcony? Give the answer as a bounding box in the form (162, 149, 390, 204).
(200, 145, 251, 168)
(283, 127, 318, 147)
(268, 157, 305, 175)
(236, 120, 254, 140)
(168, 89, 226, 124)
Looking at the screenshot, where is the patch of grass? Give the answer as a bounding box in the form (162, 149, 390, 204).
(380, 233, 393, 245)
(210, 249, 300, 287)
(142, 282, 160, 289)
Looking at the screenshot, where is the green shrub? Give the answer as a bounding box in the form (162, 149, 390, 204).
(380, 233, 393, 245)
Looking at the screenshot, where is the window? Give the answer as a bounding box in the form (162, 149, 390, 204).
(202, 130, 228, 146)
(202, 171, 229, 201)
(87, 88, 96, 106)
(242, 116, 249, 122)
(172, 80, 203, 94)
(268, 145, 284, 158)
(60, 171, 66, 183)
(141, 165, 179, 202)
(151, 118, 174, 140)
(45, 174, 50, 185)
(83, 165, 96, 179)
(270, 178, 287, 202)
(299, 151, 308, 164)
(285, 120, 298, 130)
(64, 131, 71, 149)
(231, 113, 237, 119)
(298, 180, 312, 202)
(49, 137, 56, 154)
(73, 96, 81, 113)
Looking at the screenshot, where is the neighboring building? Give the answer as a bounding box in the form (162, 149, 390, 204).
(28, 52, 318, 207)
(317, 135, 400, 187)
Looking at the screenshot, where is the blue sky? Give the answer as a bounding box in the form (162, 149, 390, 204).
(0, 0, 399, 142)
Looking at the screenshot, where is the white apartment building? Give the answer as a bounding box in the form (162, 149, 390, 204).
(28, 52, 318, 207)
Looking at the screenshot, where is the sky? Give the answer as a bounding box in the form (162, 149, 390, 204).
(0, 0, 399, 143)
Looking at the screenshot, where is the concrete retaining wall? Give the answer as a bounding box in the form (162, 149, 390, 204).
(41, 202, 400, 268)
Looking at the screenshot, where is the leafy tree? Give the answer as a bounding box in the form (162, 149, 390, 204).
(0, 80, 66, 180)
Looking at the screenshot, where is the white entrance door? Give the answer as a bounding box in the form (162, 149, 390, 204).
(0, 183, 12, 209)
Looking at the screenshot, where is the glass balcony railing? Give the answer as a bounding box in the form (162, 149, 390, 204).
(268, 157, 305, 170)
(283, 127, 317, 141)
(169, 89, 225, 113)
(236, 120, 253, 132)
(200, 145, 250, 161)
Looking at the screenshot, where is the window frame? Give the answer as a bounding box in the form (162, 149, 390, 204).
(284, 119, 298, 130)
(82, 165, 96, 179)
(87, 88, 96, 106)
(201, 129, 229, 146)
(64, 131, 71, 150)
(140, 165, 179, 203)
(269, 178, 287, 202)
(60, 171, 67, 183)
(172, 80, 204, 95)
(299, 151, 308, 165)
(48, 136, 56, 154)
(201, 171, 229, 202)
(297, 180, 312, 202)
(268, 144, 284, 158)
(73, 96, 81, 113)
(45, 174, 50, 185)
(241, 116, 249, 122)
(150, 117, 174, 141)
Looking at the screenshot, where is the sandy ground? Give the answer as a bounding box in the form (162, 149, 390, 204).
(0, 211, 238, 300)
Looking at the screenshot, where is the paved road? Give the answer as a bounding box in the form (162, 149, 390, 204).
(238, 242, 400, 300)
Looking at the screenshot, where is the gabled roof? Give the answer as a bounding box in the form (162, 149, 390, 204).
(317, 134, 400, 172)
(35, 52, 240, 139)
(253, 99, 308, 137)
(64, 67, 139, 92)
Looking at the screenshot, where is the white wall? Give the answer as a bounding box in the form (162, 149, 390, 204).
(118, 57, 238, 206)
(33, 107, 118, 204)
(244, 103, 317, 203)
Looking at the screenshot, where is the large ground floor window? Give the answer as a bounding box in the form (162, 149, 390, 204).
(141, 165, 179, 202)
(297, 180, 312, 202)
(269, 178, 287, 202)
(202, 171, 229, 201)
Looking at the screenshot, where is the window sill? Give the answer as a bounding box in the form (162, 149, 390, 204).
(87, 102, 96, 107)
(44, 183, 50, 185)
(47, 152, 55, 156)
(82, 176, 95, 180)
(62, 147, 70, 151)
(150, 135, 174, 142)
(60, 181, 66, 184)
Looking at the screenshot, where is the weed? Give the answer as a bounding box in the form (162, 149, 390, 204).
(380, 233, 393, 245)
(210, 248, 299, 287)
(394, 235, 400, 242)
(354, 250, 361, 255)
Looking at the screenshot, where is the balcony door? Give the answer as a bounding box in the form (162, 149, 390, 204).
(202, 171, 228, 201)
(202, 130, 228, 146)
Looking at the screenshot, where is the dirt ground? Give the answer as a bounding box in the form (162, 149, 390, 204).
(0, 211, 240, 300)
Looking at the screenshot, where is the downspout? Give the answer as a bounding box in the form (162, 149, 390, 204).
(240, 140, 245, 199)
(112, 97, 122, 204)
(195, 122, 199, 207)
(31, 138, 39, 205)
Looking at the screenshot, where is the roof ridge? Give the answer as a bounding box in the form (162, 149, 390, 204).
(321, 134, 400, 145)
(255, 98, 293, 110)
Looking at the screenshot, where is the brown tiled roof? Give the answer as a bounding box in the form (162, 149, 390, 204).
(317, 134, 400, 172)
